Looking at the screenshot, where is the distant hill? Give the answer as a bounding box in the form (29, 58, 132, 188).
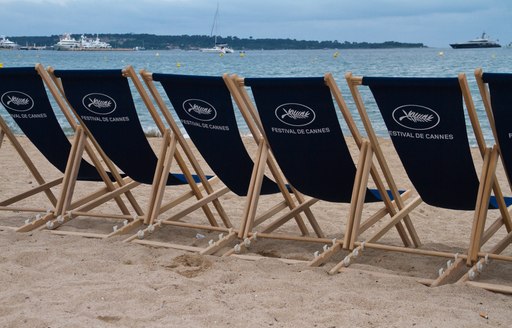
(9, 33, 426, 50)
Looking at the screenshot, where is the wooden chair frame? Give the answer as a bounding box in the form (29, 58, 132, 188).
(456, 68, 512, 294)
(345, 72, 512, 286)
(0, 64, 142, 235)
(138, 70, 327, 256)
(225, 73, 417, 265)
(47, 65, 233, 246)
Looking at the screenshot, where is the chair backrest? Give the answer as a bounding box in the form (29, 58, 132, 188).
(52, 69, 185, 185)
(361, 77, 480, 210)
(244, 77, 382, 203)
(479, 72, 512, 185)
(151, 73, 281, 196)
(0, 67, 104, 181)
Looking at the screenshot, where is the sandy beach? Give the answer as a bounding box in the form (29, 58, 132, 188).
(1, 135, 511, 327)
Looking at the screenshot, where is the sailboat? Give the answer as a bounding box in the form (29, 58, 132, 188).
(200, 4, 234, 54)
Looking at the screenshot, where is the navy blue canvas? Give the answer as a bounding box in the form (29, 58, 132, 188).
(245, 77, 382, 203)
(482, 73, 512, 186)
(0, 67, 107, 181)
(53, 69, 188, 185)
(152, 73, 281, 196)
(363, 77, 481, 210)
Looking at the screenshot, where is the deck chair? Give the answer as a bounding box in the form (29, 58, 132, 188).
(456, 69, 512, 294)
(226, 73, 418, 265)
(48, 66, 231, 244)
(0, 64, 140, 234)
(346, 72, 512, 286)
(139, 71, 322, 256)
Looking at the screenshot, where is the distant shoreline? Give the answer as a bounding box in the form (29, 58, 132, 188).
(8, 33, 427, 51)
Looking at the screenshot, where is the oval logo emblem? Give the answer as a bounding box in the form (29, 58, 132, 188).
(275, 103, 316, 127)
(182, 99, 217, 122)
(82, 93, 117, 115)
(392, 104, 440, 131)
(1, 91, 34, 112)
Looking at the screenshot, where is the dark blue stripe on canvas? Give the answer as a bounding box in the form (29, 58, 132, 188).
(482, 72, 512, 84)
(362, 76, 459, 88)
(53, 69, 122, 79)
(245, 77, 326, 88)
(489, 195, 512, 209)
(368, 189, 407, 201)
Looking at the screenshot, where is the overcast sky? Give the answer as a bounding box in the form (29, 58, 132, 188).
(1, 0, 510, 48)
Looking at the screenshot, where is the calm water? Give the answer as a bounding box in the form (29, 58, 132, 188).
(1, 47, 511, 144)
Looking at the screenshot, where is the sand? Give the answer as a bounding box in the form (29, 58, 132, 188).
(0, 135, 511, 328)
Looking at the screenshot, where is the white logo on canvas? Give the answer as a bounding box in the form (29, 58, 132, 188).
(275, 103, 316, 127)
(1, 91, 34, 112)
(189, 103, 211, 116)
(182, 99, 217, 121)
(82, 93, 117, 115)
(392, 104, 440, 131)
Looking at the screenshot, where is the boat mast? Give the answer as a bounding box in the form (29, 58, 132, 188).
(210, 3, 219, 45)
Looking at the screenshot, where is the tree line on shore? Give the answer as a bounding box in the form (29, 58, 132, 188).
(9, 33, 426, 50)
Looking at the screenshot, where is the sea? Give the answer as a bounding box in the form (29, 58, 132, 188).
(1, 47, 511, 145)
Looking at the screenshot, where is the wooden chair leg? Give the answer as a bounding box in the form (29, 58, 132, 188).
(145, 130, 177, 225)
(0, 129, 5, 149)
(467, 147, 498, 265)
(57, 126, 87, 218)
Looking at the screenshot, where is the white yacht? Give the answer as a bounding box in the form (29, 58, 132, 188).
(79, 34, 112, 49)
(0, 36, 19, 49)
(54, 33, 113, 50)
(54, 33, 81, 50)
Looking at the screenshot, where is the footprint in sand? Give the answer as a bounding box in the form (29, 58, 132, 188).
(97, 315, 121, 323)
(165, 253, 212, 278)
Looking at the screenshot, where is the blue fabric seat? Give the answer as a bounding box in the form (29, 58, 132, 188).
(245, 76, 398, 203)
(52, 69, 199, 186)
(0, 67, 108, 181)
(361, 76, 512, 210)
(151, 73, 282, 196)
